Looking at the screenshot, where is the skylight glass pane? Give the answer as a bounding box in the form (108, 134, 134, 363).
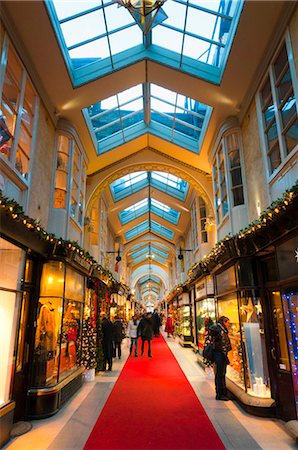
(151, 98, 175, 114)
(52, 0, 96, 20)
(173, 122, 199, 139)
(151, 112, 173, 130)
(151, 198, 180, 224)
(109, 25, 142, 55)
(125, 220, 149, 240)
(151, 220, 174, 240)
(104, 3, 133, 32)
(151, 84, 176, 104)
(161, 1, 186, 30)
(119, 99, 143, 116)
(152, 26, 183, 54)
(110, 171, 148, 201)
(185, 7, 217, 40)
(119, 198, 148, 224)
(118, 85, 143, 104)
(69, 37, 110, 61)
(122, 112, 144, 132)
(61, 10, 105, 48)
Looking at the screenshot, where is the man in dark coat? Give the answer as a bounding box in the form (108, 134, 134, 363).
(137, 312, 154, 357)
(113, 316, 124, 359)
(209, 315, 232, 401)
(152, 309, 161, 337)
(100, 312, 114, 371)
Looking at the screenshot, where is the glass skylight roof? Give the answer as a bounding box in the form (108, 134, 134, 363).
(111, 171, 189, 202)
(46, 0, 244, 86)
(130, 244, 169, 265)
(84, 82, 212, 154)
(119, 197, 180, 225)
(125, 219, 174, 241)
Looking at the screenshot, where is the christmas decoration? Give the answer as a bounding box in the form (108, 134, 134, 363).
(80, 318, 97, 370)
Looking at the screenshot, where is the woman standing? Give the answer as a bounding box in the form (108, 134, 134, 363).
(127, 315, 139, 357)
(165, 314, 174, 338)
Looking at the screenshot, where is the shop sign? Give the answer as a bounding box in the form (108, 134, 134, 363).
(216, 266, 236, 294)
(196, 276, 214, 299)
(276, 235, 298, 281)
(178, 293, 189, 305)
(72, 252, 92, 274)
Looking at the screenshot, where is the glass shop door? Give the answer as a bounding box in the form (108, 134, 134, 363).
(268, 290, 296, 420)
(13, 258, 39, 421)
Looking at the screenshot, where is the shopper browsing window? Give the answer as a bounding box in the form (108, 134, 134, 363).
(209, 316, 232, 401)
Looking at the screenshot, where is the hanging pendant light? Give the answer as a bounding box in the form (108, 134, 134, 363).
(113, 0, 168, 34)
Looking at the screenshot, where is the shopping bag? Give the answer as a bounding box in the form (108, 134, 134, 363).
(203, 343, 214, 362)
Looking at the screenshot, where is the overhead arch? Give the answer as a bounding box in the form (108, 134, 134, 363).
(85, 161, 214, 220)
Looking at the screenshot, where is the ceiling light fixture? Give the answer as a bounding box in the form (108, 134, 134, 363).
(112, 0, 168, 34)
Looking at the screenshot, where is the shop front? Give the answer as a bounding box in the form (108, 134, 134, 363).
(258, 231, 298, 420)
(27, 255, 92, 418)
(214, 261, 274, 416)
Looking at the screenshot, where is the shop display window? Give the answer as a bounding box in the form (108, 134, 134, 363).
(0, 238, 25, 406)
(282, 291, 298, 417)
(32, 261, 84, 388)
(196, 298, 215, 352)
(217, 295, 244, 389)
(177, 305, 191, 337)
(239, 293, 271, 398)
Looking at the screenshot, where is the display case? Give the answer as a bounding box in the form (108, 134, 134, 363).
(196, 298, 216, 354)
(177, 293, 193, 347)
(28, 260, 85, 418)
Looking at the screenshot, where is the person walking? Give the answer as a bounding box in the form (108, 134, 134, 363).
(165, 314, 174, 338)
(127, 315, 139, 357)
(100, 312, 114, 371)
(138, 312, 153, 357)
(113, 316, 124, 359)
(209, 316, 232, 401)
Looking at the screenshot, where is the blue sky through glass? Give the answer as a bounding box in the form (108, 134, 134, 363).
(47, 0, 244, 85)
(84, 82, 212, 154)
(110, 171, 189, 202)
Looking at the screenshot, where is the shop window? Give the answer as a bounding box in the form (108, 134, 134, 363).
(0, 40, 38, 179)
(53, 134, 86, 227)
(259, 40, 298, 175)
(217, 295, 244, 389)
(32, 261, 84, 388)
(54, 135, 70, 209)
(212, 130, 245, 226)
(190, 200, 198, 249)
(0, 238, 25, 406)
(271, 291, 290, 372)
(226, 133, 244, 206)
(198, 197, 208, 243)
(196, 298, 215, 352)
(239, 293, 271, 398)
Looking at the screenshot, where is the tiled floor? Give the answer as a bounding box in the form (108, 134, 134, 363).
(5, 334, 297, 450)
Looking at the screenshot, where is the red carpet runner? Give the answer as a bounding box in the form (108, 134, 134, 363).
(84, 335, 225, 450)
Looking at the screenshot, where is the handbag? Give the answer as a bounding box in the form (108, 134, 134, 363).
(203, 343, 214, 362)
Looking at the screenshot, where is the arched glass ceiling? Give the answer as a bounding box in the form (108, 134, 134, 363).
(119, 197, 180, 225)
(46, 0, 244, 86)
(125, 219, 174, 241)
(110, 171, 189, 202)
(130, 244, 169, 265)
(84, 82, 211, 154)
